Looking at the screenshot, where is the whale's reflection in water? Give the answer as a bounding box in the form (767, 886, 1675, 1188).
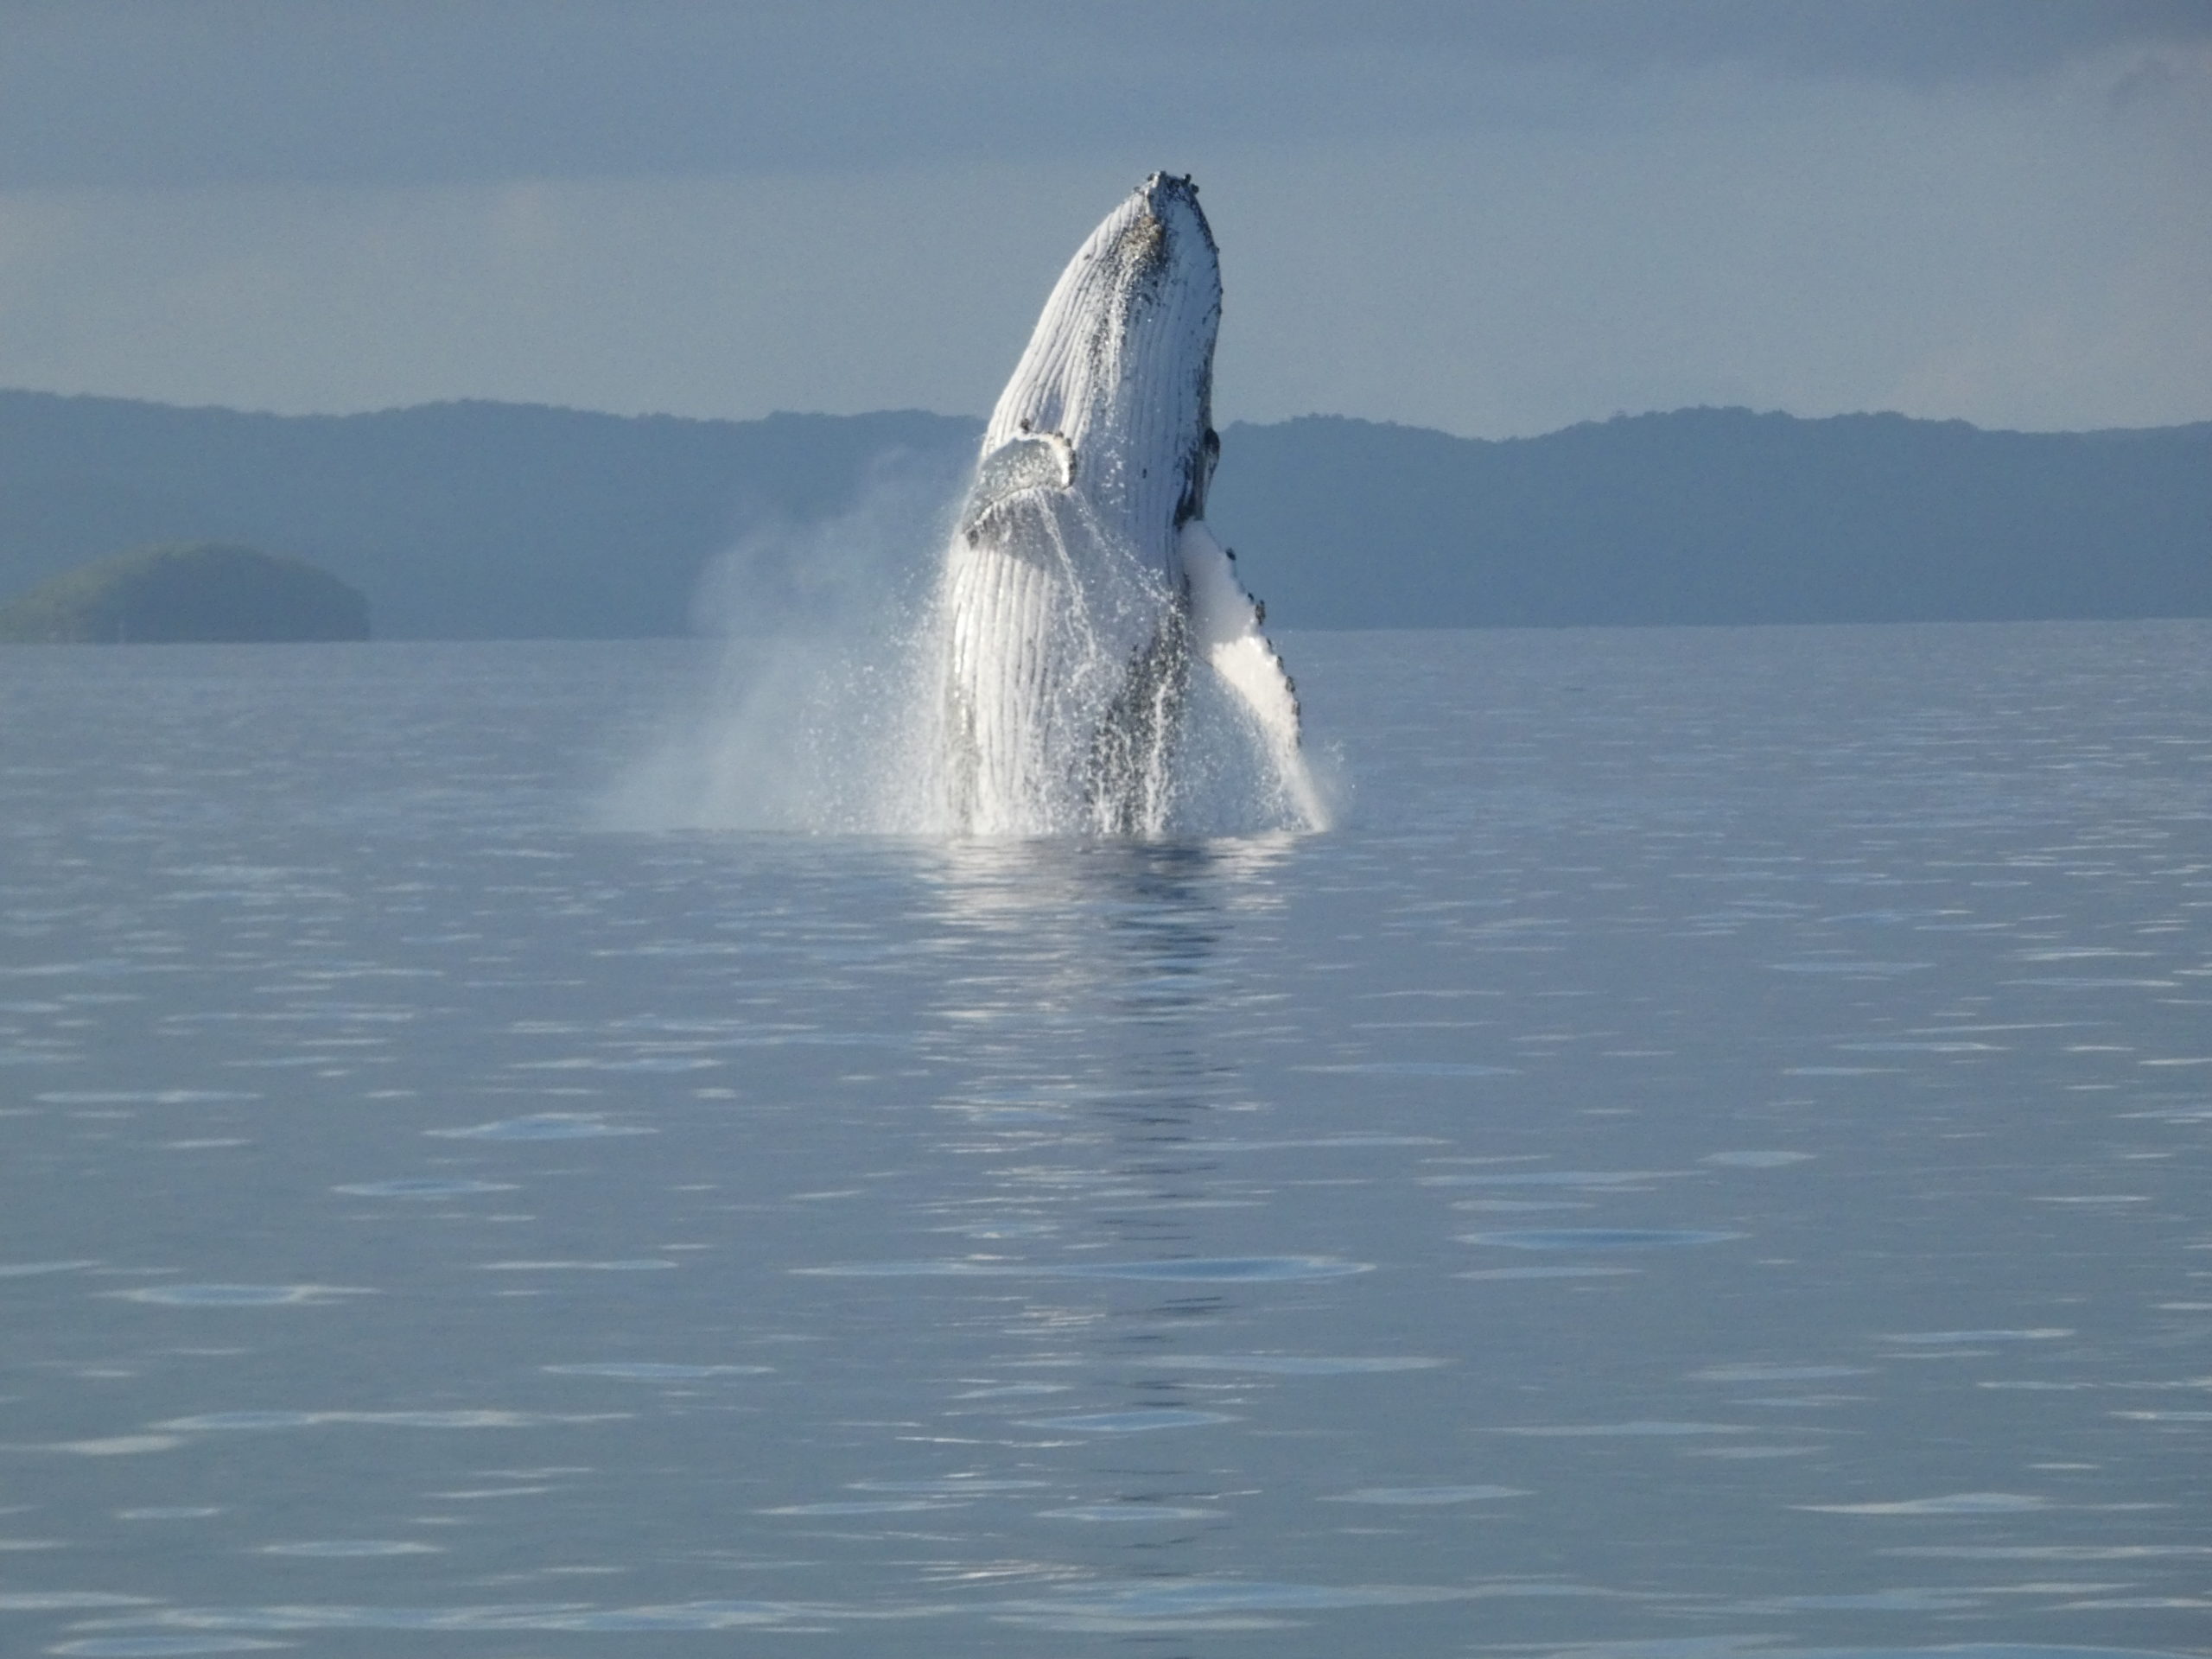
(906, 836, 1311, 1562)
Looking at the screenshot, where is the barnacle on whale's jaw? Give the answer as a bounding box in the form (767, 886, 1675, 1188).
(958, 431, 1077, 543)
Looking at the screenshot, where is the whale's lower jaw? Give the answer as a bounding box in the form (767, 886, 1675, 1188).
(940, 530, 1189, 837)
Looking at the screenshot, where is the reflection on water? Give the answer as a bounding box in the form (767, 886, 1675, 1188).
(913, 837, 1299, 1564)
(1, 626, 2209, 1656)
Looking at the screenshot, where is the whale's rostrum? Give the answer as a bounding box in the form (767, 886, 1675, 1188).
(938, 171, 1315, 835)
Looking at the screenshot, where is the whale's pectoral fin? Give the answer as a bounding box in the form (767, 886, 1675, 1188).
(1179, 521, 1299, 734)
(1179, 520, 1326, 825)
(961, 432, 1077, 541)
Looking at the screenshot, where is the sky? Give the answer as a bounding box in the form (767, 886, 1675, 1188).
(1, 0, 2207, 438)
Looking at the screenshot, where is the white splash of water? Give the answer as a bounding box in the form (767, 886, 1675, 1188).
(600, 459, 954, 835)
(601, 467, 1332, 839)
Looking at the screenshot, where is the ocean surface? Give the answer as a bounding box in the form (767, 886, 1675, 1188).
(2, 622, 2208, 1659)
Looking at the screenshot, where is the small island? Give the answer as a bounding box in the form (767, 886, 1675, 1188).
(0, 543, 370, 644)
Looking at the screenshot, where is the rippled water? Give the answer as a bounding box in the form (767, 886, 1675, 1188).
(2, 623, 2208, 1658)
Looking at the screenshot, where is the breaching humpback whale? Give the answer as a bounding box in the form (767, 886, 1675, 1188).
(938, 172, 1311, 835)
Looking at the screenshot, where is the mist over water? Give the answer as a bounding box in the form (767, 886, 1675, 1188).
(604, 467, 1331, 838)
(599, 457, 954, 834)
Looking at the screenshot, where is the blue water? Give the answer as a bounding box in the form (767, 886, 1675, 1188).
(2, 622, 2208, 1658)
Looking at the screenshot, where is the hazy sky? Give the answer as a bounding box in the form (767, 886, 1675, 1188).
(3, 1, 2207, 436)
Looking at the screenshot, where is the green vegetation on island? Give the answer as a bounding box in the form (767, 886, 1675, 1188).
(0, 542, 370, 644)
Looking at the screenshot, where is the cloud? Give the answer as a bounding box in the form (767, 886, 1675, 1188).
(2, 2, 2205, 435)
(2, 1, 2204, 188)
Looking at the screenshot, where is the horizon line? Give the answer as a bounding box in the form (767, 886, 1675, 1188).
(2, 384, 2206, 444)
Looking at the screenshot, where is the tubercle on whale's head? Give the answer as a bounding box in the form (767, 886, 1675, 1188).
(982, 172, 1220, 444)
(1116, 172, 1216, 295)
(1138, 171, 1205, 226)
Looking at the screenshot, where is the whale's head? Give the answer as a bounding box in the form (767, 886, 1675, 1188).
(975, 173, 1223, 548)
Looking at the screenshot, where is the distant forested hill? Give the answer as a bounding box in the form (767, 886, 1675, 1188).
(0, 392, 976, 639)
(0, 542, 368, 644)
(2, 389, 2203, 637)
(1209, 410, 2212, 628)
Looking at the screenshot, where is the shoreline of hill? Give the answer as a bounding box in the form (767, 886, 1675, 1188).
(3, 389, 2204, 638)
